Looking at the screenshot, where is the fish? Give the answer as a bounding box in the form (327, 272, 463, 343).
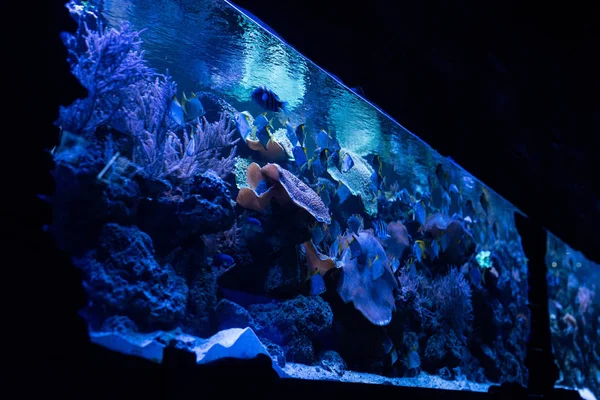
(285, 119, 299, 145)
(311, 224, 325, 245)
(441, 191, 451, 214)
(414, 200, 426, 225)
(329, 150, 341, 170)
(407, 350, 421, 369)
(341, 152, 354, 173)
(336, 181, 352, 205)
(390, 257, 400, 273)
(449, 184, 460, 195)
(254, 112, 272, 131)
(181, 92, 205, 120)
(372, 220, 390, 240)
(480, 190, 491, 215)
(413, 240, 426, 262)
(251, 86, 288, 112)
(429, 239, 439, 260)
(295, 124, 306, 147)
(435, 163, 450, 191)
(310, 273, 327, 296)
(329, 237, 340, 258)
(235, 111, 255, 143)
(371, 154, 383, 176)
(464, 199, 475, 218)
(348, 235, 362, 259)
(169, 95, 185, 127)
(255, 126, 272, 150)
(207, 253, 235, 268)
(440, 233, 451, 252)
(347, 214, 363, 235)
(308, 149, 327, 177)
(319, 186, 331, 207)
(255, 179, 269, 195)
(316, 128, 330, 149)
(329, 220, 341, 240)
(369, 254, 385, 281)
(292, 145, 309, 170)
(246, 216, 262, 227)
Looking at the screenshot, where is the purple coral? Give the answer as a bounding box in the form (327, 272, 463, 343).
(431, 267, 473, 339)
(337, 231, 398, 326)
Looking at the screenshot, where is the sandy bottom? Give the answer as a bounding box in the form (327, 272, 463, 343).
(283, 362, 492, 392)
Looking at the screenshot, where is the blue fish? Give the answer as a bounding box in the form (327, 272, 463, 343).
(329, 150, 341, 169)
(182, 92, 205, 120)
(414, 200, 426, 225)
(441, 191, 451, 214)
(319, 186, 331, 208)
(256, 126, 272, 150)
(316, 129, 329, 150)
(209, 253, 235, 267)
(369, 254, 385, 281)
(372, 220, 390, 240)
(429, 239, 440, 260)
(370, 170, 386, 193)
(255, 180, 269, 195)
(292, 145, 308, 170)
(341, 153, 354, 173)
(407, 350, 421, 369)
(310, 273, 327, 296)
(311, 224, 325, 245)
(169, 95, 185, 127)
(254, 113, 272, 131)
(348, 236, 362, 259)
(235, 111, 255, 143)
(413, 241, 424, 262)
(329, 220, 341, 240)
(246, 217, 262, 227)
(295, 124, 306, 147)
(336, 182, 352, 205)
(329, 237, 340, 259)
(390, 257, 400, 273)
(347, 214, 363, 235)
(285, 119, 299, 145)
(251, 86, 288, 112)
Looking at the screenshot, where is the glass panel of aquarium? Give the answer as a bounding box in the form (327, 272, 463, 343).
(546, 232, 599, 400)
(53, 0, 530, 391)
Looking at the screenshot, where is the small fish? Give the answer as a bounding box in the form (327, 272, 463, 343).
(208, 253, 235, 267)
(441, 191, 451, 214)
(371, 154, 383, 176)
(336, 181, 352, 205)
(251, 86, 288, 112)
(407, 350, 421, 369)
(449, 184, 460, 195)
(285, 119, 299, 145)
(254, 112, 272, 131)
(170, 95, 185, 127)
(373, 220, 390, 240)
(255, 179, 269, 195)
(319, 187, 331, 207)
(310, 273, 327, 295)
(370, 170, 386, 193)
(246, 217, 262, 227)
(329, 237, 340, 258)
(413, 240, 426, 262)
(311, 224, 325, 245)
(347, 214, 363, 235)
(480, 190, 491, 215)
(235, 111, 255, 143)
(429, 239, 440, 260)
(414, 201, 426, 225)
(390, 257, 400, 273)
(435, 163, 450, 191)
(348, 235, 362, 259)
(440, 233, 451, 252)
(181, 92, 205, 120)
(295, 124, 306, 147)
(369, 254, 385, 281)
(256, 126, 272, 150)
(292, 145, 309, 170)
(329, 220, 341, 240)
(316, 128, 330, 150)
(464, 199, 475, 218)
(308, 149, 327, 177)
(341, 153, 354, 173)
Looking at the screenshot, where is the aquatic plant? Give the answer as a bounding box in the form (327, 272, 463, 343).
(431, 267, 473, 340)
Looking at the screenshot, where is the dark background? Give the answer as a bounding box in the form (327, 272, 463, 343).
(231, 0, 600, 264)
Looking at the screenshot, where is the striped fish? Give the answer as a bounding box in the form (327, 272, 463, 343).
(251, 86, 288, 112)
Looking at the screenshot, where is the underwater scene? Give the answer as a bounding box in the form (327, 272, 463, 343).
(53, 0, 531, 391)
(546, 232, 600, 399)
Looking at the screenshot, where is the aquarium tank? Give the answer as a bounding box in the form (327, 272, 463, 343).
(52, 0, 531, 391)
(546, 232, 599, 399)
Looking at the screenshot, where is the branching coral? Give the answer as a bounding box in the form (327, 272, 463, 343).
(160, 114, 239, 181)
(431, 267, 473, 340)
(57, 20, 156, 138)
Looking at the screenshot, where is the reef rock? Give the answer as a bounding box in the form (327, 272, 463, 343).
(74, 223, 188, 331)
(248, 295, 333, 364)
